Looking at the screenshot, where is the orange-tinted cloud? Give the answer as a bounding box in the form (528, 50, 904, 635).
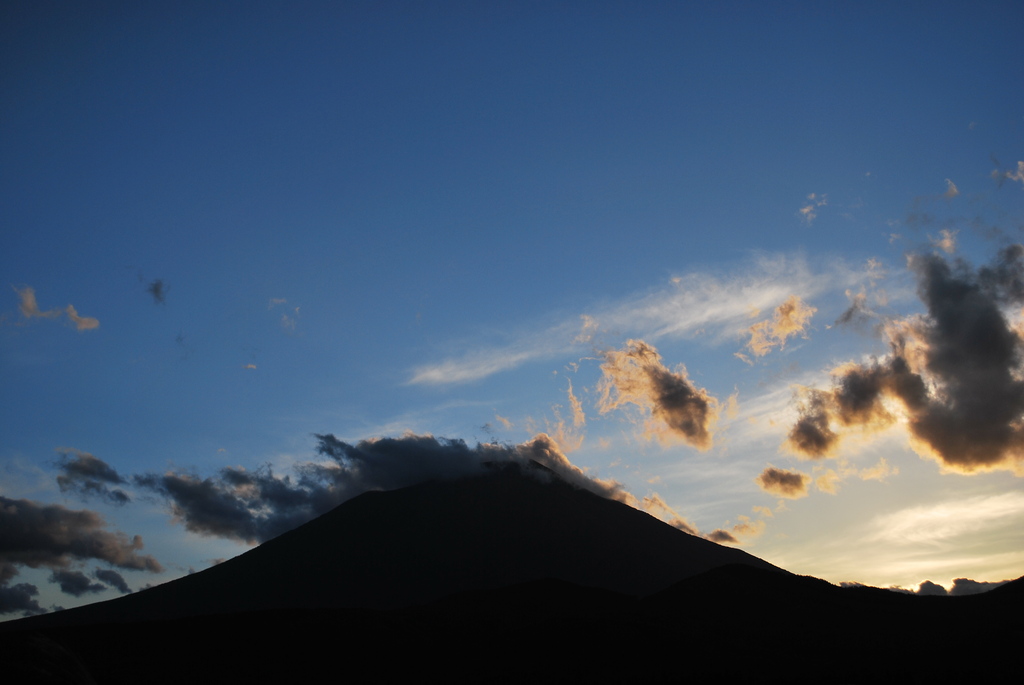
(745, 295, 816, 356)
(707, 515, 767, 545)
(13, 286, 99, 331)
(65, 304, 99, 331)
(13, 286, 61, 320)
(597, 339, 718, 449)
(640, 493, 700, 535)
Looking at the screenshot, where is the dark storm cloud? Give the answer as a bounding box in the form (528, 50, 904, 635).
(49, 569, 105, 597)
(55, 449, 131, 506)
(915, 580, 949, 596)
(0, 582, 45, 616)
(146, 279, 168, 304)
(755, 466, 810, 499)
(597, 340, 719, 449)
(949, 577, 1009, 595)
(95, 568, 132, 594)
(911, 577, 1008, 595)
(786, 246, 1024, 474)
(135, 433, 637, 545)
(0, 495, 163, 574)
(0, 496, 159, 613)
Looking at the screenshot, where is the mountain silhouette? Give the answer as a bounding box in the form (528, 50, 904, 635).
(11, 460, 778, 627)
(3, 461, 1021, 684)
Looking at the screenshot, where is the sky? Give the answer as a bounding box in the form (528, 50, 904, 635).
(2, 0, 1023, 618)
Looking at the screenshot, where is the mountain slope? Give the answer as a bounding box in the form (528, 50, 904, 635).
(12, 461, 778, 627)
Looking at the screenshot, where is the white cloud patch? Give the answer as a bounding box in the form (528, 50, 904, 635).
(867, 492, 1024, 545)
(991, 161, 1024, 187)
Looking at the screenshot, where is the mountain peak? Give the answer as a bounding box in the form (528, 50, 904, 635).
(13, 462, 776, 628)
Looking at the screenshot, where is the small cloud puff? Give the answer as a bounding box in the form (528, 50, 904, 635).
(755, 466, 811, 499)
(745, 295, 816, 357)
(798, 193, 828, 224)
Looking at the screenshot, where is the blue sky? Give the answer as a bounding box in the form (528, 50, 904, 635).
(3, 1, 1024, 616)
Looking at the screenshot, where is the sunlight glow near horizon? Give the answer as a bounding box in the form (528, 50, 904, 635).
(2, 1, 1023, 618)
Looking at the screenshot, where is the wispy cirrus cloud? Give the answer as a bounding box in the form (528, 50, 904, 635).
(866, 492, 1024, 545)
(409, 254, 871, 385)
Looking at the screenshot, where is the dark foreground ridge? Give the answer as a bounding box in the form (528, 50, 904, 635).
(3, 462, 1022, 683)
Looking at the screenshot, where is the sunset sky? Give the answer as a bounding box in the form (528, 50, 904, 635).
(3, 1, 1023, 617)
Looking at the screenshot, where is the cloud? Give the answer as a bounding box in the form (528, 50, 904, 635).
(268, 298, 299, 331)
(95, 568, 132, 594)
(745, 295, 816, 356)
(867, 492, 1024, 545)
(784, 245, 1024, 474)
(539, 380, 588, 452)
(410, 350, 537, 385)
(706, 529, 738, 544)
(755, 466, 811, 499)
(991, 160, 1024, 187)
(815, 469, 842, 494)
(55, 449, 131, 506)
(0, 496, 162, 573)
(910, 577, 1008, 596)
(639, 493, 700, 535)
(408, 253, 869, 385)
(49, 569, 105, 597)
(64, 304, 99, 331)
(146, 279, 168, 304)
(707, 515, 766, 545)
(13, 287, 101, 331)
(13, 286, 61, 319)
(135, 433, 639, 545)
(859, 457, 898, 481)
(932, 228, 958, 254)
(943, 179, 959, 199)
(0, 583, 45, 616)
(835, 290, 873, 327)
(798, 193, 828, 223)
(597, 340, 719, 449)
(0, 495, 162, 613)
(948, 577, 1009, 595)
(916, 579, 948, 596)
(566, 379, 586, 429)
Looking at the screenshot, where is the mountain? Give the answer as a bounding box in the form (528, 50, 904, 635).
(3, 461, 1020, 684)
(9, 460, 779, 627)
